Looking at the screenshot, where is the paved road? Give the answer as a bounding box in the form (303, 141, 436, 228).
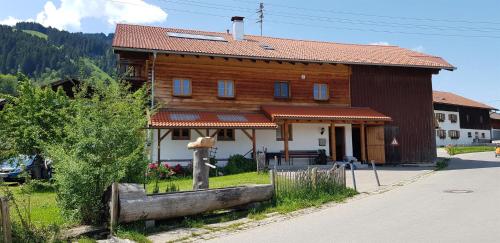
(210, 152, 500, 243)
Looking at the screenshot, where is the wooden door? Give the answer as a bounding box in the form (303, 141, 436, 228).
(366, 126, 385, 164)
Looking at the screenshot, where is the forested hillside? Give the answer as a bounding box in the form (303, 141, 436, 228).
(0, 22, 115, 94)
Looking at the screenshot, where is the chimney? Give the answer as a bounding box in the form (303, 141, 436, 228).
(231, 16, 244, 41)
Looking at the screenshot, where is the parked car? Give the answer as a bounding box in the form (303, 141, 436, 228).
(0, 155, 36, 181)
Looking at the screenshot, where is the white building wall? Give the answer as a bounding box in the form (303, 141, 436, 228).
(152, 123, 354, 166)
(435, 109, 491, 146)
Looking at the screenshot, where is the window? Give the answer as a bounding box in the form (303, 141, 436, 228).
(475, 131, 479, 138)
(313, 83, 329, 100)
(468, 132, 472, 138)
(217, 80, 235, 98)
(172, 128, 190, 140)
(436, 129, 446, 139)
(481, 133, 485, 138)
(173, 78, 191, 96)
(276, 124, 293, 141)
(274, 81, 290, 99)
(448, 130, 460, 139)
(449, 114, 458, 123)
(217, 129, 235, 141)
(435, 113, 445, 122)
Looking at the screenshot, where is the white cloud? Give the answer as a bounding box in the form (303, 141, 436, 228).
(368, 41, 390, 46)
(411, 45, 425, 53)
(30, 0, 167, 30)
(0, 16, 22, 26)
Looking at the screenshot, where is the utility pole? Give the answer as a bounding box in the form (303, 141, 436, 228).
(256, 2, 264, 36)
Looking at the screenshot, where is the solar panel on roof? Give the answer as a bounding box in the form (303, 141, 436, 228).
(217, 114, 248, 122)
(169, 113, 200, 121)
(167, 32, 227, 42)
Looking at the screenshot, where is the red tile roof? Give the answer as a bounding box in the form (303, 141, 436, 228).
(262, 105, 392, 121)
(149, 110, 277, 128)
(433, 91, 497, 110)
(113, 24, 455, 70)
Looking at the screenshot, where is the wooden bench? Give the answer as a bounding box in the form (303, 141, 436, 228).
(284, 150, 321, 165)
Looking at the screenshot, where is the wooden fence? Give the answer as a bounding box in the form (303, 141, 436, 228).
(272, 166, 346, 197)
(0, 197, 12, 243)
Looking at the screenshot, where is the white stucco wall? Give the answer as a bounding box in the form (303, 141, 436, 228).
(151, 123, 354, 166)
(435, 110, 491, 146)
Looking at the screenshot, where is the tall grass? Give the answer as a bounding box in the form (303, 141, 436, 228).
(273, 168, 357, 212)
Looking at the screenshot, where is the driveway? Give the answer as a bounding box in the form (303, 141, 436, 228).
(209, 151, 500, 243)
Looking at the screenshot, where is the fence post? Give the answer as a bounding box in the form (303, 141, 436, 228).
(0, 197, 12, 243)
(110, 182, 119, 233)
(350, 162, 357, 192)
(269, 169, 276, 197)
(311, 167, 318, 190)
(371, 160, 381, 187)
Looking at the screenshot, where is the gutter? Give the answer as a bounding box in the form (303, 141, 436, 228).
(151, 51, 157, 109)
(112, 47, 457, 71)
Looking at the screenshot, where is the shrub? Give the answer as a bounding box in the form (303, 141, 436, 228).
(26, 179, 55, 193)
(46, 80, 149, 224)
(445, 144, 456, 155)
(223, 154, 256, 175)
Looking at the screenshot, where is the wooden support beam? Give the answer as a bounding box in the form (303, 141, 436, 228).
(284, 120, 290, 163)
(252, 129, 257, 160)
(210, 129, 220, 138)
(159, 129, 171, 142)
(157, 129, 161, 165)
(206, 129, 210, 136)
(241, 129, 253, 140)
(330, 122, 336, 161)
(360, 123, 366, 162)
(194, 129, 204, 137)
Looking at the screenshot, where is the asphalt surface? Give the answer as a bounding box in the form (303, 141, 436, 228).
(209, 151, 500, 243)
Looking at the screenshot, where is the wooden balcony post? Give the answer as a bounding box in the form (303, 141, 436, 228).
(157, 128, 161, 166)
(330, 122, 336, 161)
(284, 121, 290, 163)
(361, 123, 367, 162)
(252, 129, 257, 159)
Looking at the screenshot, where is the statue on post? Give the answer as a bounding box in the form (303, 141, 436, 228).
(188, 137, 215, 190)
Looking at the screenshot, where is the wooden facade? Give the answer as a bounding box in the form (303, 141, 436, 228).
(350, 66, 437, 163)
(148, 54, 351, 111)
(433, 103, 492, 130)
(117, 51, 440, 164)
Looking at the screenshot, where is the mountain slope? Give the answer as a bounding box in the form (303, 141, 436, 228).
(0, 22, 115, 85)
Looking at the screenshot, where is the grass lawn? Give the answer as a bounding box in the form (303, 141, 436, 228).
(446, 146, 495, 155)
(1, 184, 70, 228)
(146, 172, 270, 193)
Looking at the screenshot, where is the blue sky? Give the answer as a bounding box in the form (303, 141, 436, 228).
(1, 0, 499, 108)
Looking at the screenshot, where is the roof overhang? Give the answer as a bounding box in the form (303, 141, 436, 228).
(113, 46, 456, 71)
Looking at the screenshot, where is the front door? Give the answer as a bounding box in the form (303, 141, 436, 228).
(329, 126, 345, 161)
(366, 126, 385, 164)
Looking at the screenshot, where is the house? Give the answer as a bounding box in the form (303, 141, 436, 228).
(491, 113, 500, 141)
(112, 17, 455, 165)
(433, 91, 497, 146)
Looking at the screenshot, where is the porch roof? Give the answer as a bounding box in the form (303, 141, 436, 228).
(149, 110, 277, 129)
(262, 105, 392, 122)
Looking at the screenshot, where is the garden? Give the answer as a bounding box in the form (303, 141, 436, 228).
(0, 76, 356, 242)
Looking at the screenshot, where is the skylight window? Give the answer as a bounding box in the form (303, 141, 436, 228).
(167, 32, 227, 42)
(259, 43, 275, 50)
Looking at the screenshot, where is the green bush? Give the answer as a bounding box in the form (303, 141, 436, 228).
(223, 154, 256, 175)
(46, 80, 149, 224)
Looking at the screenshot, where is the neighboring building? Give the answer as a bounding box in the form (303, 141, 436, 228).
(433, 91, 497, 146)
(112, 17, 454, 165)
(491, 113, 500, 141)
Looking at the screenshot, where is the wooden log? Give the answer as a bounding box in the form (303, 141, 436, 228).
(192, 148, 210, 190)
(0, 197, 11, 243)
(109, 182, 119, 233)
(118, 184, 274, 223)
